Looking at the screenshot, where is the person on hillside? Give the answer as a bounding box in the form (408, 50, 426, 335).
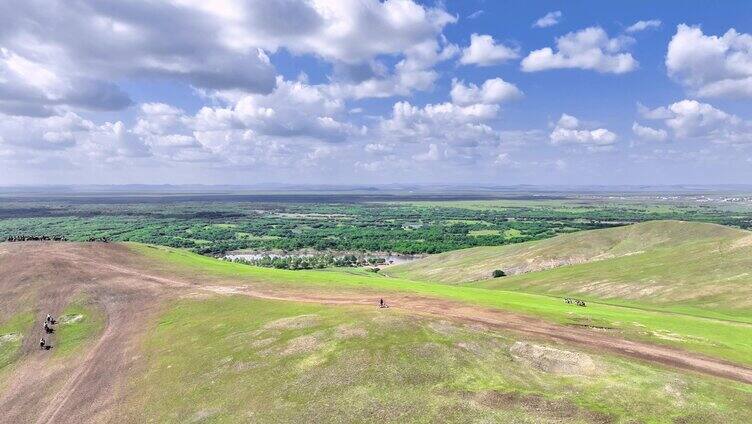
(46, 314, 52, 324)
(44, 322, 53, 333)
(40, 338, 46, 350)
(379, 298, 387, 308)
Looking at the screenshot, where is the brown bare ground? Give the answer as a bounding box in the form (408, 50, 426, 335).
(1, 241, 751, 423)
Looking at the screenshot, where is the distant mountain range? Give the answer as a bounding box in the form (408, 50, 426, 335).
(4, 183, 752, 195)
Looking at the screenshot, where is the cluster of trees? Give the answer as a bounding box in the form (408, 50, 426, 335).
(5, 197, 750, 258)
(229, 254, 386, 270)
(3, 235, 68, 241)
(492, 269, 506, 278)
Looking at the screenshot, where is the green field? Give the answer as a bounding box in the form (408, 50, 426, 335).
(386, 221, 752, 311)
(53, 298, 105, 357)
(131, 238, 752, 366)
(118, 295, 752, 423)
(0, 312, 34, 372)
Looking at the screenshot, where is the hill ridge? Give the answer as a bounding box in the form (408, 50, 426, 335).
(383, 221, 752, 309)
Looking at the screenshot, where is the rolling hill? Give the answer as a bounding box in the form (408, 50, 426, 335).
(2, 238, 752, 422)
(383, 220, 752, 310)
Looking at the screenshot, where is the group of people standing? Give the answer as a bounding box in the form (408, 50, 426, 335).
(39, 314, 55, 350)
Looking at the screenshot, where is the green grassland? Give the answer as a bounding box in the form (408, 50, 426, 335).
(383, 220, 745, 285)
(53, 298, 105, 357)
(0, 312, 34, 372)
(130, 240, 752, 366)
(0, 297, 103, 383)
(386, 220, 752, 311)
(118, 296, 752, 423)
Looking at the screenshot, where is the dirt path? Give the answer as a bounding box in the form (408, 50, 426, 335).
(0, 243, 164, 424)
(34, 311, 113, 424)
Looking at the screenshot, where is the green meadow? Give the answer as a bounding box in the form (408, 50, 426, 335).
(130, 238, 752, 366)
(119, 296, 752, 423)
(53, 298, 105, 357)
(0, 311, 34, 372)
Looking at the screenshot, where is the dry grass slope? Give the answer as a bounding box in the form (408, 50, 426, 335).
(385, 220, 752, 310)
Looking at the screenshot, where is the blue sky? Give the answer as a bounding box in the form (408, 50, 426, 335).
(1, 0, 751, 185)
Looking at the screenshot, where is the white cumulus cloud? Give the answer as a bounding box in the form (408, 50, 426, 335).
(549, 113, 617, 149)
(460, 34, 519, 66)
(532, 11, 562, 28)
(666, 24, 752, 98)
(632, 122, 668, 142)
(521, 27, 638, 73)
(636, 99, 752, 144)
(450, 78, 523, 106)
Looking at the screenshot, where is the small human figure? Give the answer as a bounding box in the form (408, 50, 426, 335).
(44, 323, 53, 334)
(40, 338, 46, 350)
(46, 314, 52, 323)
(379, 298, 384, 308)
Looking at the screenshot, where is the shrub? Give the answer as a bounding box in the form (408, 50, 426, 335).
(492, 269, 506, 278)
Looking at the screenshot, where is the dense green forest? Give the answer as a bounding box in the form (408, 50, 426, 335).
(1, 194, 751, 256)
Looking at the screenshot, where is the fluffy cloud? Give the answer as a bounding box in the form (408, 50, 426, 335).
(532, 11, 562, 28)
(0, 48, 132, 117)
(197, 77, 358, 141)
(282, 0, 459, 99)
(625, 20, 661, 33)
(260, 0, 455, 64)
(666, 24, 752, 98)
(521, 27, 637, 73)
(459, 34, 519, 66)
(549, 114, 617, 149)
(413, 143, 440, 161)
(0, 110, 150, 168)
(372, 74, 529, 169)
(130, 77, 366, 166)
(0, 1, 279, 107)
(0, 0, 458, 117)
(380, 100, 499, 146)
(0, 112, 90, 151)
(632, 122, 668, 142)
(663, 100, 739, 139)
(450, 78, 522, 106)
(327, 38, 459, 99)
(372, 97, 505, 173)
(637, 99, 752, 144)
(81, 121, 151, 161)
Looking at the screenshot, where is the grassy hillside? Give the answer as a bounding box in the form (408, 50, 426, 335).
(131, 243, 752, 366)
(383, 221, 752, 309)
(117, 295, 752, 423)
(2, 241, 752, 422)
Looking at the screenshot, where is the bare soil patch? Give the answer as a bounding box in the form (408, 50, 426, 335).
(510, 341, 597, 375)
(262, 314, 320, 330)
(281, 333, 324, 356)
(473, 390, 614, 423)
(334, 323, 368, 339)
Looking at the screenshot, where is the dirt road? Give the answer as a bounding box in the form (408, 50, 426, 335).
(1, 242, 751, 423)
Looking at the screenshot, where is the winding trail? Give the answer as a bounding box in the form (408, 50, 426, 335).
(34, 312, 113, 424)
